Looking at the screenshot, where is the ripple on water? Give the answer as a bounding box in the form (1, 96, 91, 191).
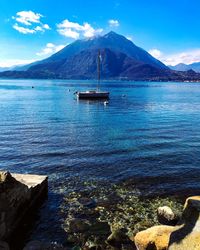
(1, 80, 200, 244)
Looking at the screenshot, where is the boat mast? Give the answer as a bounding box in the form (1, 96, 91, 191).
(97, 49, 101, 91)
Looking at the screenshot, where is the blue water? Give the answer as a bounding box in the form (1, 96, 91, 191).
(1, 79, 200, 243)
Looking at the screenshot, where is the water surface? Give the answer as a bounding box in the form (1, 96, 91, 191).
(0, 79, 200, 243)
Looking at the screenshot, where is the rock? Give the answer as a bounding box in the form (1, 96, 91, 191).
(68, 217, 110, 235)
(0, 241, 9, 250)
(133, 196, 200, 250)
(77, 197, 96, 208)
(107, 228, 136, 249)
(0, 172, 13, 183)
(168, 196, 200, 250)
(157, 206, 178, 226)
(23, 241, 42, 250)
(0, 171, 29, 240)
(89, 221, 110, 236)
(134, 225, 175, 250)
(84, 240, 102, 249)
(67, 218, 111, 248)
(0, 171, 48, 243)
(23, 240, 67, 250)
(68, 218, 91, 233)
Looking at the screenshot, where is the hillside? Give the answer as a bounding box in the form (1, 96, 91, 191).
(170, 62, 200, 73)
(1, 32, 200, 81)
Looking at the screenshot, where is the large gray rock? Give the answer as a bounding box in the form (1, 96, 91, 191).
(0, 171, 47, 242)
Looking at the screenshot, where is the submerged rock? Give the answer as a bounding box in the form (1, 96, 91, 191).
(66, 215, 111, 247)
(106, 228, 136, 249)
(84, 240, 103, 250)
(23, 240, 68, 250)
(61, 179, 183, 249)
(77, 197, 96, 209)
(68, 218, 91, 233)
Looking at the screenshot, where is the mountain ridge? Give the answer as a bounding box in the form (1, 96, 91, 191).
(27, 31, 167, 70)
(1, 31, 200, 81)
(170, 62, 200, 73)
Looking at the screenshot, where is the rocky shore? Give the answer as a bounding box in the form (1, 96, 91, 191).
(1, 171, 200, 250)
(59, 180, 183, 249)
(134, 196, 200, 250)
(60, 185, 200, 250)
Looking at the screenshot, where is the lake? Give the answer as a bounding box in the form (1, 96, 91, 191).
(0, 79, 200, 244)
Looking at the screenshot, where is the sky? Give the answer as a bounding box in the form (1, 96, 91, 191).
(0, 0, 200, 67)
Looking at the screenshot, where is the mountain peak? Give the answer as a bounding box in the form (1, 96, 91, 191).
(105, 31, 118, 35)
(104, 31, 122, 38)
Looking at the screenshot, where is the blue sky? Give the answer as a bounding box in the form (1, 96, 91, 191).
(0, 0, 200, 67)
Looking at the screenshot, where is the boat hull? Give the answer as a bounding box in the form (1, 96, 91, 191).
(77, 92, 109, 99)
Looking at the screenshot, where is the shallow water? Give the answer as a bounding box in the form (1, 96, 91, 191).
(0, 79, 200, 243)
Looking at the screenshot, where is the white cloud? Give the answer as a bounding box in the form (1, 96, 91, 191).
(13, 23, 36, 34)
(58, 27, 80, 39)
(148, 48, 200, 66)
(148, 49, 162, 59)
(34, 24, 50, 32)
(57, 19, 103, 39)
(108, 19, 119, 27)
(0, 59, 36, 68)
(12, 10, 50, 34)
(126, 36, 133, 41)
(43, 24, 50, 30)
(34, 26, 43, 32)
(13, 11, 42, 26)
(82, 23, 103, 38)
(163, 50, 200, 66)
(36, 43, 65, 56)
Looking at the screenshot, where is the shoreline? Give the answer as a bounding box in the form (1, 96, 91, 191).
(0, 77, 200, 83)
(1, 169, 200, 247)
(1, 171, 200, 249)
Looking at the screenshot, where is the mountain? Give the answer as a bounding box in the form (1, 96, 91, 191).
(169, 63, 189, 71)
(17, 31, 167, 75)
(0, 67, 9, 72)
(28, 48, 146, 79)
(1, 31, 200, 81)
(0, 66, 17, 72)
(31, 31, 167, 71)
(0, 64, 36, 72)
(170, 62, 200, 73)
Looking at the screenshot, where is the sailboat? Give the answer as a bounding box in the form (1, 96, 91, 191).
(75, 50, 110, 99)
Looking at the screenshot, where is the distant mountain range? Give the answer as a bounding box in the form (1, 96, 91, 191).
(169, 62, 200, 73)
(0, 64, 32, 72)
(0, 67, 8, 72)
(1, 31, 200, 81)
(0, 66, 14, 72)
